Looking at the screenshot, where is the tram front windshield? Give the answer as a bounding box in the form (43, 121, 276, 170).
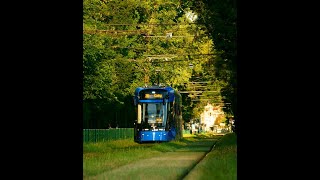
(141, 103, 167, 130)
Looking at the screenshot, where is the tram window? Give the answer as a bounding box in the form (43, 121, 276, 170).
(147, 104, 157, 123)
(144, 103, 164, 126)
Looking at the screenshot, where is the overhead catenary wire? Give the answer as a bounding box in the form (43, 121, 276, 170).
(191, 100, 229, 102)
(144, 54, 214, 57)
(179, 91, 218, 93)
(86, 23, 203, 26)
(186, 81, 215, 83)
(83, 28, 196, 33)
(102, 57, 213, 63)
(83, 30, 207, 39)
(142, 35, 203, 38)
(83, 22, 217, 88)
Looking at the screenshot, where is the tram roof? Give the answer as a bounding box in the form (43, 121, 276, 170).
(134, 86, 174, 95)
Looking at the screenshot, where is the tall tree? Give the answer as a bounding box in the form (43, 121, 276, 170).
(192, 0, 237, 133)
(83, 0, 228, 129)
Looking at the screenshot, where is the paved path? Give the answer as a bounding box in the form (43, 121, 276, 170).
(86, 138, 219, 180)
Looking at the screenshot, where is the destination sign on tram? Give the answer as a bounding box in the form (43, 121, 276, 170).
(144, 93, 163, 99)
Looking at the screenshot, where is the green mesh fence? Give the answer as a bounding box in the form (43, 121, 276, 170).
(83, 128, 134, 143)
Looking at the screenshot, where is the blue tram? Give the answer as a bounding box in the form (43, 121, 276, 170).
(133, 85, 183, 143)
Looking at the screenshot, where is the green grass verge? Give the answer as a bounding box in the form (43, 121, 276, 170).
(184, 133, 237, 180)
(84, 139, 156, 177)
(83, 134, 223, 178)
(83, 138, 191, 177)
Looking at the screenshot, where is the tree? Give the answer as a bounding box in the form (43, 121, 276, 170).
(82, 0, 229, 129)
(191, 0, 237, 134)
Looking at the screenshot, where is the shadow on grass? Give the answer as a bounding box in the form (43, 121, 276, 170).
(149, 134, 221, 152)
(84, 134, 224, 154)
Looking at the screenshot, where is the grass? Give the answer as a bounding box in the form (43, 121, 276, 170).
(83, 139, 159, 177)
(83, 138, 191, 177)
(83, 133, 234, 179)
(184, 133, 237, 180)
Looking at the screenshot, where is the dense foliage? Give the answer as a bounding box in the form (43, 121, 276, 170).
(191, 0, 237, 133)
(83, 0, 237, 131)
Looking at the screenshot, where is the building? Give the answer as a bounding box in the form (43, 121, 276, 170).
(200, 103, 224, 132)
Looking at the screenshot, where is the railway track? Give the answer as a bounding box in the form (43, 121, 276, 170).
(180, 137, 220, 179)
(86, 136, 222, 180)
